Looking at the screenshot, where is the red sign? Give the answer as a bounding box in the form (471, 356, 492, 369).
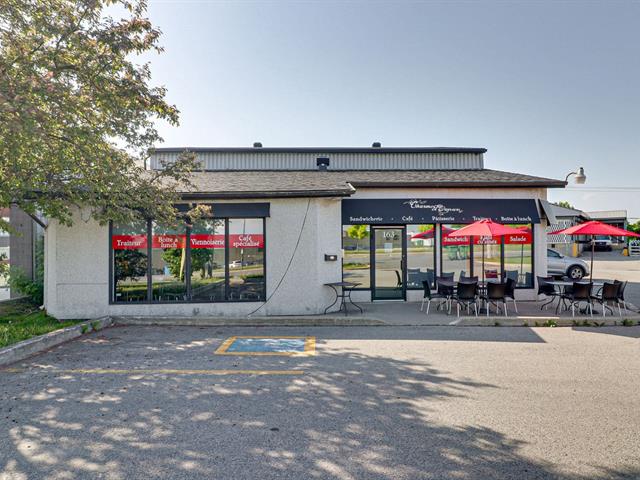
(112, 234, 147, 250)
(190, 234, 225, 249)
(443, 232, 532, 246)
(229, 234, 264, 249)
(151, 234, 186, 249)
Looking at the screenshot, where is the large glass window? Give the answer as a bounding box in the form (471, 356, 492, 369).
(228, 219, 265, 301)
(406, 225, 436, 289)
(503, 224, 533, 287)
(441, 224, 471, 281)
(112, 220, 148, 302)
(473, 236, 501, 282)
(110, 216, 266, 303)
(342, 225, 370, 288)
(189, 219, 226, 301)
(151, 222, 187, 302)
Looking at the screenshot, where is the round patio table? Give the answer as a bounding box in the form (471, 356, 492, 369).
(323, 281, 363, 315)
(546, 280, 604, 314)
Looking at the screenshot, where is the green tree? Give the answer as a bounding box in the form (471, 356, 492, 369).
(347, 225, 369, 251)
(628, 221, 640, 234)
(555, 201, 575, 210)
(114, 249, 147, 285)
(0, 0, 201, 233)
(162, 248, 212, 281)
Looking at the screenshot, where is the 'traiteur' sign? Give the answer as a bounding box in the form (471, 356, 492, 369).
(341, 199, 540, 225)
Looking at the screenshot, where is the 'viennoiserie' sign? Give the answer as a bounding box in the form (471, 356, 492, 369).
(342, 198, 540, 225)
(112, 234, 264, 250)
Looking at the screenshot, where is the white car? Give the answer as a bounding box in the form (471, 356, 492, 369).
(229, 260, 243, 268)
(593, 235, 613, 251)
(547, 248, 590, 279)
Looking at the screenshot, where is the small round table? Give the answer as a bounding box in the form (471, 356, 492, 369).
(323, 281, 363, 315)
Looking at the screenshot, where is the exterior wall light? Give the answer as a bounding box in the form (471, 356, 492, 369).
(565, 167, 586, 184)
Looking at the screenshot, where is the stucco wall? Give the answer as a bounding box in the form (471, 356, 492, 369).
(45, 198, 342, 319)
(45, 187, 551, 318)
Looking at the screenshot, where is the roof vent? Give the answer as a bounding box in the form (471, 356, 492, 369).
(253, 142, 263, 148)
(316, 157, 330, 171)
(371, 142, 382, 148)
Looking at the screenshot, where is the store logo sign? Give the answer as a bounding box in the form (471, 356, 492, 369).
(403, 200, 464, 215)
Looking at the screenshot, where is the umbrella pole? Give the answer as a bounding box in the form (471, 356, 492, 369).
(591, 234, 595, 279)
(482, 243, 485, 284)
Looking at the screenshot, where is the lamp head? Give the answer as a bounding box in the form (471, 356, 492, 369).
(574, 167, 586, 184)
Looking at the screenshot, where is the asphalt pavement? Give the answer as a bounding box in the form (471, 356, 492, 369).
(1, 324, 639, 480)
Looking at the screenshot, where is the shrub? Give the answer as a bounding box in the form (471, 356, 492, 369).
(9, 268, 44, 305)
(543, 320, 557, 328)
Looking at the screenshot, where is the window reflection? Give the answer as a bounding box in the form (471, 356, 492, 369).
(112, 219, 148, 302)
(342, 225, 370, 288)
(228, 219, 265, 301)
(503, 224, 533, 287)
(441, 224, 471, 281)
(151, 222, 187, 302)
(406, 225, 435, 289)
(190, 219, 226, 301)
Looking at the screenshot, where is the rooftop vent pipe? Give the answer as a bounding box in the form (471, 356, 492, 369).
(253, 142, 263, 148)
(316, 157, 330, 171)
(372, 142, 382, 148)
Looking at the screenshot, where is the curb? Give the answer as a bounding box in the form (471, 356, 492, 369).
(0, 316, 113, 367)
(112, 316, 387, 327)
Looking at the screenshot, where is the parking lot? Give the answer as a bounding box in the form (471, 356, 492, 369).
(1, 325, 639, 480)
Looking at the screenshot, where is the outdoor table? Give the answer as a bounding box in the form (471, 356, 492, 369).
(323, 281, 363, 315)
(546, 280, 604, 314)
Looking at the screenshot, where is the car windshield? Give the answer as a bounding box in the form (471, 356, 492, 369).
(595, 235, 610, 240)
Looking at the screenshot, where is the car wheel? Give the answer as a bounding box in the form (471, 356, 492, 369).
(567, 265, 585, 279)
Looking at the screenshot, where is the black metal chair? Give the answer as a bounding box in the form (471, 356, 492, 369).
(460, 275, 479, 283)
(614, 280, 629, 313)
(421, 280, 448, 314)
(592, 282, 621, 317)
(452, 281, 478, 317)
(435, 276, 455, 313)
(561, 281, 593, 317)
(537, 276, 558, 310)
(504, 277, 518, 313)
(481, 282, 508, 317)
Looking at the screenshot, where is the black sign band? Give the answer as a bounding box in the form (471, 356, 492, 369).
(342, 199, 539, 225)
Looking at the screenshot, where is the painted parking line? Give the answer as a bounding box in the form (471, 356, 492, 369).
(214, 336, 316, 356)
(0, 368, 304, 376)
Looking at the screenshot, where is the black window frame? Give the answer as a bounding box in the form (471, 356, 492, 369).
(109, 217, 266, 304)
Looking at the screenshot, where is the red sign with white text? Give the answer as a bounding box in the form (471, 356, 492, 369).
(190, 234, 225, 249)
(151, 234, 186, 249)
(112, 234, 148, 250)
(229, 234, 264, 249)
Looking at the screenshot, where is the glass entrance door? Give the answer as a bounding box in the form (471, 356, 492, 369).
(372, 227, 406, 300)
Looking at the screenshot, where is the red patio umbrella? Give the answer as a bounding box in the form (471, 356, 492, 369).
(448, 219, 525, 283)
(411, 225, 455, 240)
(552, 221, 640, 278)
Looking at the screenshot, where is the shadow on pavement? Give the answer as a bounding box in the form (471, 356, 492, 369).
(1, 335, 638, 479)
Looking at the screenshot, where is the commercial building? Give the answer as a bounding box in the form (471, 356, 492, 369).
(44, 145, 565, 319)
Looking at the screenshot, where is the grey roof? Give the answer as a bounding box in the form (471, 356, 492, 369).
(178, 169, 565, 199)
(586, 210, 628, 220)
(549, 204, 588, 218)
(154, 146, 487, 154)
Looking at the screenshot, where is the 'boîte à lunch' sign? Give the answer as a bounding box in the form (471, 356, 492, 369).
(112, 234, 264, 250)
(341, 199, 540, 225)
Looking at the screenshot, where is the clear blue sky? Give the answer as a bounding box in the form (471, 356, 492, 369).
(141, 0, 640, 219)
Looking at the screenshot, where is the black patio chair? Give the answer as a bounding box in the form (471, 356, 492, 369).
(481, 282, 508, 317)
(441, 272, 455, 280)
(561, 281, 593, 317)
(537, 276, 558, 310)
(504, 270, 519, 283)
(452, 281, 478, 317)
(504, 277, 518, 314)
(592, 282, 621, 317)
(421, 280, 449, 314)
(435, 276, 455, 313)
(395, 270, 403, 287)
(460, 275, 479, 283)
(614, 280, 629, 313)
